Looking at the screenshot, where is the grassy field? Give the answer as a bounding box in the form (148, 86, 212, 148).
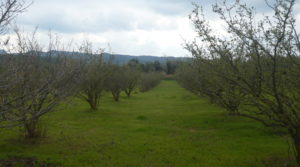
(0, 80, 292, 167)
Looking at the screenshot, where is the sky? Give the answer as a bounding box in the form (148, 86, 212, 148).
(7, 0, 300, 57)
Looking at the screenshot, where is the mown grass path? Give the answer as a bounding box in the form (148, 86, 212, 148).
(0, 81, 288, 166)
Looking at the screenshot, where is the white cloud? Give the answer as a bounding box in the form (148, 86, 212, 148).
(1, 0, 299, 57)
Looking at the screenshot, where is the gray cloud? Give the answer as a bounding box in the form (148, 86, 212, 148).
(17, 0, 190, 33)
(17, 0, 277, 34)
(11, 0, 300, 57)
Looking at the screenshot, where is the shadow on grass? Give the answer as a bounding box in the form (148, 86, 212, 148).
(0, 156, 62, 167)
(136, 115, 148, 121)
(260, 156, 297, 167)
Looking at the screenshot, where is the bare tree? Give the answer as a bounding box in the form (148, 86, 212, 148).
(176, 60, 244, 115)
(0, 0, 30, 34)
(187, 0, 300, 163)
(175, 62, 202, 95)
(122, 66, 140, 97)
(140, 72, 163, 92)
(0, 30, 79, 138)
(76, 42, 109, 110)
(0, 0, 31, 118)
(106, 65, 125, 102)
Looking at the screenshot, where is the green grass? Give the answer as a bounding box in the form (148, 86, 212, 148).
(0, 81, 292, 166)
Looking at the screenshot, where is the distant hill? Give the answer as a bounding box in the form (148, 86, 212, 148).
(102, 53, 191, 64)
(0, 50, 7, 54)
(3, 50, 192, 64)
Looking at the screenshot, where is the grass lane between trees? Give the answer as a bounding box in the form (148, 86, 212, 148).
(0, 80, 289, 167)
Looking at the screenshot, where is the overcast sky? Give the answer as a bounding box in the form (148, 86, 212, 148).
(10, 0, 300, 57)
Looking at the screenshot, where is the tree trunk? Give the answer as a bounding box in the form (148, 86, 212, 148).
(88, 99, 98, 110)
(1, 113, 7, 120)
(112, 91, 120, 102)
(227, 107, 239, 116)
(292, 134, 300, 164)
(125, 89, 131, 97)
(24, 118, 41, 138)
